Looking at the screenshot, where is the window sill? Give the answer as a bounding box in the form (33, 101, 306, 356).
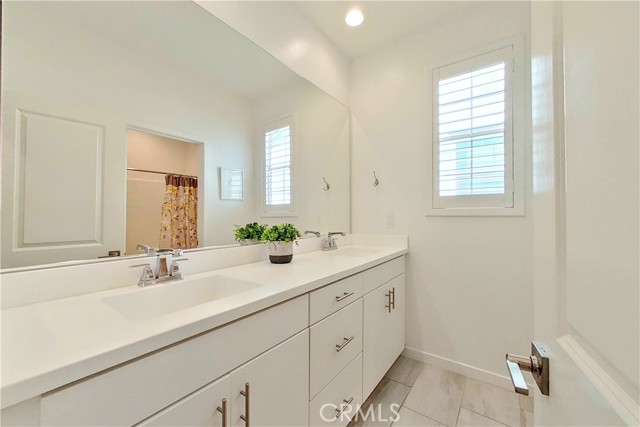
(425, 206, 525, 217)
(261, 212, 298, 218)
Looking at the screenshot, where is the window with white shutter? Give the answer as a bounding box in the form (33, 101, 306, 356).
(263, 117, 294, 214)
(429, 39, 525, 216)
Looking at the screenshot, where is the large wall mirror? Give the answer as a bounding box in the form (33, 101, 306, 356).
(1, 1, 350, 269)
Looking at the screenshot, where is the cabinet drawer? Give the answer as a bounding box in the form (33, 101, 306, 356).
(310, 354, 363, 427)
(310, 300, 362, 398)
(40, 295, 309, 427)
(310, 274, 363, 324)
(362, 256, 404, 294)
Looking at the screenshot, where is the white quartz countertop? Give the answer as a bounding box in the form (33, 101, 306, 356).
(1, 244, 407, 408)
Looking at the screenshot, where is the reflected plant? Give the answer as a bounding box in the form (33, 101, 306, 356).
(234, 222, 267, 243)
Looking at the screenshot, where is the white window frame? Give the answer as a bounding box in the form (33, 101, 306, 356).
(426, 36, 526, 217)
(261, 115, 296, 217)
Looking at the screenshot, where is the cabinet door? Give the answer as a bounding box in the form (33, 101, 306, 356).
(139, 375, 231, 427)
(231, 330, 309, 427)
(362, 274, 405, 398)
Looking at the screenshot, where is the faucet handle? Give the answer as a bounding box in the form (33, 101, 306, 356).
(130, 263, 155, 287)
(169, 258, 189, 279)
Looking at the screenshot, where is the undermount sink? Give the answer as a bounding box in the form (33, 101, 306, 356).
(103, 275, 261, 322)
(334, 247, 383, 257)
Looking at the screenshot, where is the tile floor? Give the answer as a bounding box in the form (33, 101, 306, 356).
(349, 356, 533, 427)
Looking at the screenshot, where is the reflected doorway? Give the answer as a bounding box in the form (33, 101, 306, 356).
(125, 129, 203, 255)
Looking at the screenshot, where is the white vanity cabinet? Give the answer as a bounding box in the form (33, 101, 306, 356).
(2, 253, 407, 427)
(307, 256, 405, 426)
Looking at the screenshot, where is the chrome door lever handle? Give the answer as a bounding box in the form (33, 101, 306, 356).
(506, 357, 530, 395)
(505, 341, 550, 396)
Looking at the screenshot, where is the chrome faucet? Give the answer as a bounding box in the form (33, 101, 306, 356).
(323, 232, 345, 251)
(136, 243, 156, 257)
(305, 230, 321, 237)
(129, 249, 188, 287)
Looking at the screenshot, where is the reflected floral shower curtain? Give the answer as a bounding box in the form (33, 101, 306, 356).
(159, 174, 198, 249)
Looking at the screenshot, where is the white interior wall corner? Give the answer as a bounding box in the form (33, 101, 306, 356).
(195, 1, 350, 106)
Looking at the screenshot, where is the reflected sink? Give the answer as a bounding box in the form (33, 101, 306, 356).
(103, 275, 261, 322)
(334, 247, 383, 257)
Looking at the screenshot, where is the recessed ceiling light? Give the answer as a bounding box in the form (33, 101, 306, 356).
(345, 9, 364, 27)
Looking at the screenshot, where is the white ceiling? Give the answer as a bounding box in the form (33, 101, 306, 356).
(293, 1, 483, 60)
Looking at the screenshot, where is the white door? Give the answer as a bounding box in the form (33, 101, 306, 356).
(530, 2, 639, 425)
(1, 91, 127, 267)
(363, 274, 405, 398)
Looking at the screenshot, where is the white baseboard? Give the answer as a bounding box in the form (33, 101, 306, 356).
(402, 346, 529, 391)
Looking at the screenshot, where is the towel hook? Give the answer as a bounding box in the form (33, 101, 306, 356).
(322, 177, 331, 191)
(373, 171, 380, 187)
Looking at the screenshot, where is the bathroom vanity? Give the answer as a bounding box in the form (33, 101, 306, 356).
(1, 236, 407, 426)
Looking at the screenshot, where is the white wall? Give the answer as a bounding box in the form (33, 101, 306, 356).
(253, 80, 350, 234)
(196, 1, 351, 106)
(3, 2, 257, 254)
(350, 2, 533, 386)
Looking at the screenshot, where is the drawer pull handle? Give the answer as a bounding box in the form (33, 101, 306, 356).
(334, 397, 354, 418)
(217, 398, 228, 427)
(335, 291, 355, 302)
(336, 336, 355, 352)
(385, 287, 396, 312)
(240, 382, 250, 426)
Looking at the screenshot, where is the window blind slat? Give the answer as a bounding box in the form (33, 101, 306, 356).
(440, 141, 504, 154)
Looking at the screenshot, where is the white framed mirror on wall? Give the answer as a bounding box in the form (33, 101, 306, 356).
(0, 1, 350, 269)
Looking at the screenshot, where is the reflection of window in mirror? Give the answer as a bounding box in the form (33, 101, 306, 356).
(263, 116, 295, 215)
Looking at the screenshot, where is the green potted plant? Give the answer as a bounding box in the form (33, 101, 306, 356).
(234, 222, 267, 245)
(261, 223, 301, 264)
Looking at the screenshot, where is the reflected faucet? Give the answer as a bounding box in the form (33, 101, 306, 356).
(305, 230, 321, 237)
(137, 243, 156, 257)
